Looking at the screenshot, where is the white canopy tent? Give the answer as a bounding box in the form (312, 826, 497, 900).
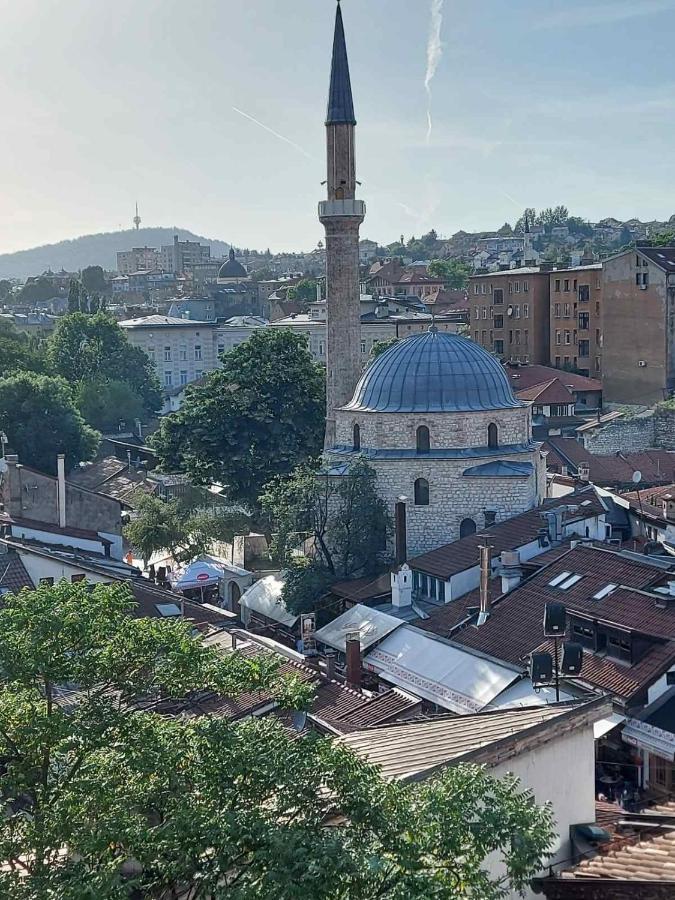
(364, 625, 520, 715)
(169, 556, 251, 594)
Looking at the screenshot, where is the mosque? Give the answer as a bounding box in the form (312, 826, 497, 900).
(320, 3, 546, 557)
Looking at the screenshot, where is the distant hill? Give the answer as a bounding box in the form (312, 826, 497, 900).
(0, 228, 231, 279)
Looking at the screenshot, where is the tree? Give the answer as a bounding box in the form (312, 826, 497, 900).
(370, 337, 400, 360)
(67, 279, 80, 313)
(0, 319, 45, 378)
(287, 277, 319, 304)
(497, 222, 513, 236)
(0, 279, 13, 302)
(47, 312, 161, 415)
(74, 378, 145, 432)
(81, 264, 107, 294)
(514, 208, 537, 234)
(152, 330, 325, 514)
(17, 277, 55, 305)
(0, 372, 99, 473)
(428, 258, 471, 289)
(651, 229, 675, 247)
(536, 206, 569, 229)
(261, 459, 391, 614)
(124, 494, 251, 566)
(0, 580, 555, 899)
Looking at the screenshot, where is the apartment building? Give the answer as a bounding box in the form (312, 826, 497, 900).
(468, 267, 550, 365)
(160, 235, 211, 274)
(116, 247, 161, 275)
(602, 246, 675, 404)
(549, 264, 603, 377)
(119, 315, 218, 389)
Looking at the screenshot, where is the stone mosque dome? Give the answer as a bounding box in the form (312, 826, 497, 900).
(344, 329, 523, 414)
(218, 248, 247, 280)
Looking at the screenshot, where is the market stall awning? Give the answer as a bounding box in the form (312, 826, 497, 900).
(314, 604, 403, 653)
(169, 555, 250, 591)
(593, 712, 625, 740)
(239, 574, 298, 628)
(364, 625, 520, 715)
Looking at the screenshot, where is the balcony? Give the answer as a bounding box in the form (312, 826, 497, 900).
(318, 199, 366, 219)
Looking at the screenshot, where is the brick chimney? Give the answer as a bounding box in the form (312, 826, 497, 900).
(345, 631, 362, 691)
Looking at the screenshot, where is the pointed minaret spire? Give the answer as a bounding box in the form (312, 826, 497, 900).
(326, 1, 356, 125)
(319, 0, 365, 448)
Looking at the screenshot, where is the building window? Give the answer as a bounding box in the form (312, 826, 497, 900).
(164, 346, 171, 361)
(523, 303, 529, 318)
(460, 518, 477, 538)
(554, 303, 561, 318)
(195, 370, 203, 380)
(514, 282, 520, 293)
(514, 304, 520, 318)
(416, 425, 430, 453)
(482, 307, 487, 319)
(164, 371, 172, 387)
(474, 330, 479, 342)
(563, 279, 570, 292)
(494, 339, 504, 354)
(555, 356, 561, 367)
(578, 284, 590, 302)
(523, 281, 529, 293)
(179, 345, 187, 360)
(563, 303, 571, 317)
(564, 330, 571, 345)
(353, 423, 361, 451)
(493, 288, 504, 304)
(484, 509, 497, 527)
(39, 577, 54, 586)
(180, 370, 188, 385)
(194, 345, 202, 360)
(360, 340, 366, 354)
(578, 340, 590, 357)
(414, 478, 430, 506)
(481, 284, 487, 294)
(217, 343, 225, 355)
(488, 423, 498, 448)
(579, 312, 589, 330)
(319, 340, 325, 356)
(71, 573, 86, 583)
(494, 315, 504, 328)
(147, 346, 155, 362)
(474, 285, 479, 295)
(554, 279, 561, 292)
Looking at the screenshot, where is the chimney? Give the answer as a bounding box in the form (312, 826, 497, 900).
(391, 563, 413, 608)
(500, 550, 522, 594)
(395, 499, 407, 565)
(3, 454, 21, 517)
(478, 544, 493, 625)
(578, 461, 590, 482)
(325, 649, 337, 680)
(345, 631, 362, 691)
(57, 454, 67, 529)
(316, 282, 322, 303)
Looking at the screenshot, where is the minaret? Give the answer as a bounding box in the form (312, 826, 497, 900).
(523, 212, 535, 265)
(319, 0, 366, 448)
(133, 202, 141, 231)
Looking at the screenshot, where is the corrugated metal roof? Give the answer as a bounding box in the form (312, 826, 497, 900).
(239, 574, 297, 627)
(314, 604, 403, 653)
(340, 701, 597, 781)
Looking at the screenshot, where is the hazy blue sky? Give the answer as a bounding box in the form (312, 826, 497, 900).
(2, 0, 675, 254)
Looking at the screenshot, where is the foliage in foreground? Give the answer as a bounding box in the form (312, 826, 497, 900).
(0, 581, 555, 899)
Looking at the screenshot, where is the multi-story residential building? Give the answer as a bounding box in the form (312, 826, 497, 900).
(116, 247, 161, 275)
(468, 267, 551, 365)
(215, 316, 268, 356)
(119, 315, 218, 390)
(160, 235, 211, 274)
(602, 246, 675, 405)
(549, 264, 603, 377)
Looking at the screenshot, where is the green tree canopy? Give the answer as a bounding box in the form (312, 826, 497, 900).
(0, 372, 99, 473)
(0, 279, 13, 301)
(0, 319, 45, 379)
(17, 277, 56, 305)
(47, 312, 161, 415)
(0, 580, 555, 899)
(428, 258, 471, 289)
(81, 264, 108, 294)
(124, 494, 251, 566)
(287, 277, 319, 304)
(74, 378, 145, 432)
(261, 459, 391, 614)
(370, 337, 400, 360)
(151, 329, 325, 514)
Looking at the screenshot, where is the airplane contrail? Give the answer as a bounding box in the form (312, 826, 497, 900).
(232, 106, 314, 160)
(424, 0, 445, 144)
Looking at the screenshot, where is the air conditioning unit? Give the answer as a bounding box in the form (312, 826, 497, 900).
(638, 360, 647, 367)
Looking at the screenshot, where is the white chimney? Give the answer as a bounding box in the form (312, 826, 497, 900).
(500, 550, 523, 594)
(57, 454, 66, 529)
(668, 581, 675, 598)
(391, 564, 413, 608)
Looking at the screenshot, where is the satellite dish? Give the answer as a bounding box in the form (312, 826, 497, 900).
(632, 471, 643, 485)
(291, 711, 307, 733)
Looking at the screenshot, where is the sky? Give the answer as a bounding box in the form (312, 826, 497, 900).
(2, 0, 675, 254)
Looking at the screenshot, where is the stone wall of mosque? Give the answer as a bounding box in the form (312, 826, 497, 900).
(335, 406, 532, 451)
(371, 449, 546, 557)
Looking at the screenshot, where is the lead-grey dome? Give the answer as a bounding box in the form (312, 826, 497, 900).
(344, 329, 522, 413)
(218, 248, 247, 280)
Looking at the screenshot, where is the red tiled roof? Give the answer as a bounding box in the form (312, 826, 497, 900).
(517, 378, 575, 405)
(545, 439, 675, 486)
(565, 828, 675, 882)
(410, 491, 606, 580)
(331, 572, 392, 603)
(507, 364, 602, 393)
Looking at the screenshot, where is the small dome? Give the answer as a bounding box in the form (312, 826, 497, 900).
(344, 329, 522, 413)
(218, 248, 247, 280)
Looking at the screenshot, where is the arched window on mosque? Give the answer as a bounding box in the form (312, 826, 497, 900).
(416, 425, 430, 453)
(488, 422, 498, 449)
(353, 423, 361, 451)
(460, 518, 477, 538)
(414, 478, 430, 506)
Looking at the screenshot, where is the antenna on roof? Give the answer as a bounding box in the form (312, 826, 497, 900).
(133, 202, 141, 231)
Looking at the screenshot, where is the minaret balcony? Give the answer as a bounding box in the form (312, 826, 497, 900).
(318, 199, 366, 220)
